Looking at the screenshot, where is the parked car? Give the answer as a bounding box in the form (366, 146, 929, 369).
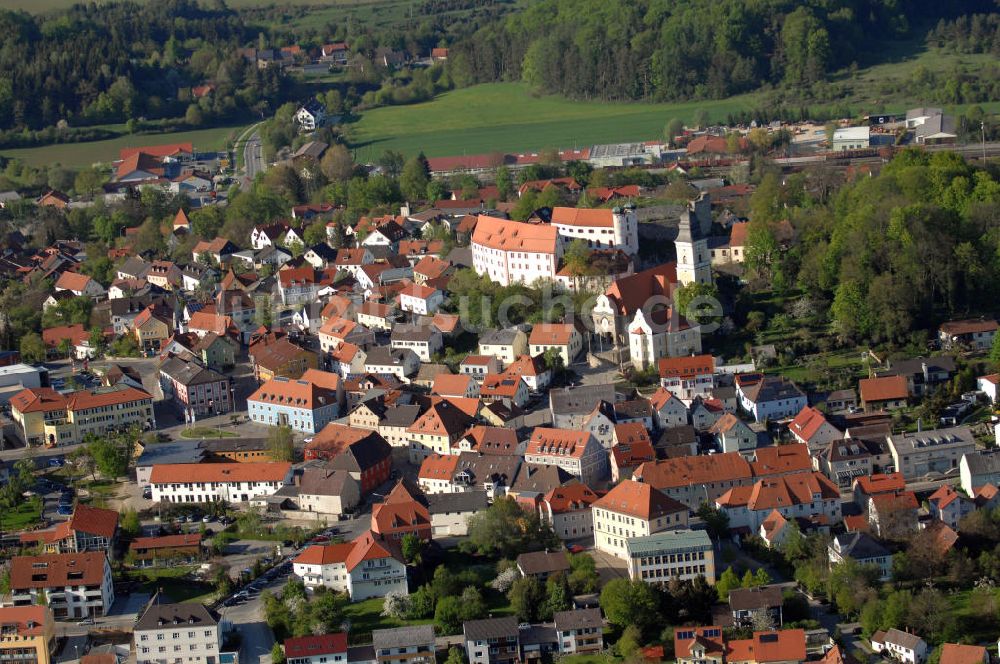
(57, 505, 73, 516)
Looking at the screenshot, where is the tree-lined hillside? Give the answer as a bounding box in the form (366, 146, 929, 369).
(0, 0, 286, 133)
(744, 149, 1000, 345)
(447, 0, 997, 102)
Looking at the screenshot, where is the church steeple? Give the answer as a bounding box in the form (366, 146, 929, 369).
(674, 193, 712, 287)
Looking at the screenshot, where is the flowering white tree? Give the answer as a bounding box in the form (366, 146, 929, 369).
(382, 590, 413, 618)
(489, 567, 519, 593)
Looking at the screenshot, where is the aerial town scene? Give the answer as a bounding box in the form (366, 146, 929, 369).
(0, 1, 998, 663)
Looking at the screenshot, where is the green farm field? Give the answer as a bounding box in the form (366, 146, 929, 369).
(349, 83, 765, 160)
(0, 124, 247, 168)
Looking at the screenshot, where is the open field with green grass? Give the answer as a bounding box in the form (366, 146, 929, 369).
(343, 597, 435, 644)
(0, 124, 246, 168)
(1, 497, 43, 532)
(348, 43, 1000, 160)
(349, 83, 764, 160)
(126, 566, 218, 604)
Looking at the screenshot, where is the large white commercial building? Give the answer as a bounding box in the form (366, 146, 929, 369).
(471, 216, 560, 286)
(625, 529, 716, 585)
(148, 462, 292, 503)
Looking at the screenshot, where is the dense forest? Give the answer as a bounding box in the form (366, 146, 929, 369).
(0, 0, 289, 136)
(741, 150, 1000, 346)
(447, 0, 998, 101)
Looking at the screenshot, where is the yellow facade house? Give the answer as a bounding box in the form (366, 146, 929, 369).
(0, 606, 55, 664)
(10, 386, 155, 447)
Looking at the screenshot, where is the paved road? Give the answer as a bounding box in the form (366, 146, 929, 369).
(244, 132, 265, 183)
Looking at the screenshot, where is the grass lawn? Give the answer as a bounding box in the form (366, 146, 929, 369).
(558, 655, 619, 664)
(180, 427, 238, 439)
(349, 82, 763, 160)
(343, 597, 434, 644)
(0, 124, 246, 168)
(126, 566, 218, 604)
(947, 589, 1000, 646)
(1, 497, 43, 532)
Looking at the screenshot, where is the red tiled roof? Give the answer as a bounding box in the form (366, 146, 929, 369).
(843, 514, 869, 533)
(749, 445, 812, 476)
(69, 504, 118, 538)
(550, 207, 614, 228)
(636, 452, 753, 489)
(726, 629, 806, 663)
(658, 354, 715, 379)
(543, 483, 599, 513)
(593, 479, 686, 520)
(42, 323, 89, 347)
(789, 405, 835, 442)
(870, 490, 918, 512)
(119, 142, 192, 161)
(418, 454, 459, 481)
(462, 425, 518, 454)
(372, 499, 430, 535)
(928, 484, 966, 509)
(472, 216, 558, 254)
(407, 398, 478, 437)
(938, 644, 988, 664)
(853, 472, 904, 495)
(717, 472, 839, 511)
(284, 633, 349, 660)
(400, 282, 438, 300)
(603, 263, 677, 318)
(480, 373, 524, 398)
(294, 542, 354, 566)
(529, 323, 575, 346)
(0, 606, 49, 637)
(150, 462, 291, 485)
(527, 427, 591, 459)
(54, 271, 95, 292)
(649, 387, 679, 412)
(413, 255, 450, 280)
(344, 531, 401, 571)
(611, 440, 656, 469)
(432, 373, 474, 397)
(249, 375, 339, 410)
(10, 552, 107, 589)
(729, 222, 749, 248)
(859, 375, 908, 403)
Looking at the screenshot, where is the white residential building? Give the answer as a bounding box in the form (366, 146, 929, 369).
(292, 532, 408, 601)
(471, 216, 560, 286)
(658, 355, 715, 403)
(592, 479, 689, 560)
(888, 426, 975, 480)
(550, 206, 639, 255)
(524, 428, 607, 486)
(149, 462, 292, 503)
(134, 601, 222, 664)
(9, 552, 115, 620)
